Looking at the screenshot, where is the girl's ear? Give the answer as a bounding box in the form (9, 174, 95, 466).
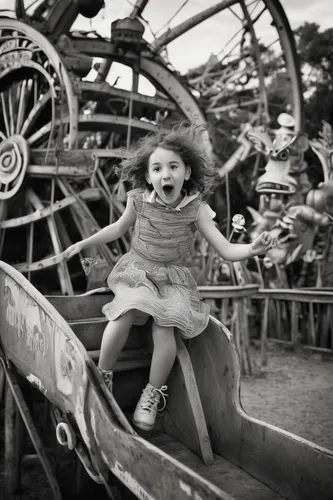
(145, 172, 152, 185)
(185, 166, 191, 181)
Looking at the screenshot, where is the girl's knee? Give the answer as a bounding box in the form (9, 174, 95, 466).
(152, 323, 175, 341)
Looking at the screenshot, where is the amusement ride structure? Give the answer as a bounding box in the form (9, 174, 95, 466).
(1, 2, 333, 500)
(0, 0, 305, 294)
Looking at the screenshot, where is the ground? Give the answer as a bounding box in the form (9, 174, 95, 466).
(240, 343, 333, 450)
(1, 343, 333, 499)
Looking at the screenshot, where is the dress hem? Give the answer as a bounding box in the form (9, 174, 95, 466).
(102, 300, 209, 339)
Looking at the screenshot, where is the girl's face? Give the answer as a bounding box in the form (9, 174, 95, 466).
(146, 147, 191, 206)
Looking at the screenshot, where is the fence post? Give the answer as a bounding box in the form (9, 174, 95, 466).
(260, 296, 269, 368)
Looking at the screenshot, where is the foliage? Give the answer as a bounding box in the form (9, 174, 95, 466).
(295, 22, 333, 136)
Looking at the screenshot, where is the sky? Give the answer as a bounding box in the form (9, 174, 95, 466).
(71, 0, 333, 73)
(0, 0, 332, 93)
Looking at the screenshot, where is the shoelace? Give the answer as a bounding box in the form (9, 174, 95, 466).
(141, 385, 168, 412)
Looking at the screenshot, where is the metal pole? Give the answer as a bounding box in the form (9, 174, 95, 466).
(152, 0, 238, 52)
(129, 0, 150, 19)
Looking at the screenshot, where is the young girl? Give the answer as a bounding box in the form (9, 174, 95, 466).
(65, 124, 274, 431)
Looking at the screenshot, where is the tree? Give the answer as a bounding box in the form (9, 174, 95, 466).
(295, 22, 333, 136)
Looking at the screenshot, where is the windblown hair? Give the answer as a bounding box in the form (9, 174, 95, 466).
(115, 123, 217, 195)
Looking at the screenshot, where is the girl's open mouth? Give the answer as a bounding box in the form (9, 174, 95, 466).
(162, 185, 174, 197)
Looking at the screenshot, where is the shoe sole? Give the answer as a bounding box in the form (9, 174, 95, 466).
(132, 418, 154, 431)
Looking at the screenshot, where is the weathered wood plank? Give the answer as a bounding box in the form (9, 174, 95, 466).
(75, 114, 171, 134)
(198, 285, 259, 299)
(0, 188, 102, 229)
(187, 317, 333, 500)
(27, 165, 94, 177)
(268, 339, 333, 356)
(150, 433, 282, 500)
(4, 383, 21, 496)
(260, 297, 269, 367)
(46, 294, 113, 320)
(174, 335, 214, 465)
(78, 81, 176, 112)
(28, 116, 170, 145)
(291, 301, 298, 345)
(88, 348, 150, 364)
(162, 332, 215, 465)
(30, 148, 125, 166)
(14, 252, 67, 272)
(69, 319, 147, 352)
(254, 288, 333, 303)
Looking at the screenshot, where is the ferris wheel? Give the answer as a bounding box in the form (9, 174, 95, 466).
(0, 0, 303, 293)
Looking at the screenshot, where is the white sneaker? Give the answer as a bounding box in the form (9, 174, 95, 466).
(132, 383, 168, 431)
(100, 369, 113, 392)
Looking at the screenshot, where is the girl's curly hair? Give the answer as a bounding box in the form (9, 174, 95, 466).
(115, 123, 217, 195)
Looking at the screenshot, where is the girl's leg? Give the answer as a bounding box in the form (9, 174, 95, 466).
(98, 310, 136, 371)
(149, 323, 177, 388)
(133, 323, 177, 431)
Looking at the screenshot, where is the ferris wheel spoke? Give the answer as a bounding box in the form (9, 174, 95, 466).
(7, 88, 15, 136)
(15, 80, 28, 134)
(27, 119, 52, 146)
(207, 98, 260, 115)
(21, 89, 52, 137)
(1, 93, 10, 138)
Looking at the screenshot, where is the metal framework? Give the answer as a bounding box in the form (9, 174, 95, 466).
(0, 0, 303, 294)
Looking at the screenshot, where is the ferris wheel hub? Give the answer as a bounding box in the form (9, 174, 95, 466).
(0, 135, 29, 199)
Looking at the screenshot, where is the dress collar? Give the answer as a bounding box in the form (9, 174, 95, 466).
(144, 189, 200, 211)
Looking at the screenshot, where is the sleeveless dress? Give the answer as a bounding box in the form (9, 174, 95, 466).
(102, 188, 215, 338)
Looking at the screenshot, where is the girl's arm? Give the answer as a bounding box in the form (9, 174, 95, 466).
(196, 204, 271, 261)
(65, 197, 136, 260)
(81, 196, 136, 249)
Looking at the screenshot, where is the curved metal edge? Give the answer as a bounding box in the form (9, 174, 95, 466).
(264, 0, 304, 132)
(68, 39, 212, 154)
(0, 18, 78, 148)
(149, 0, 303, 134)
(137, 58, 212, 154)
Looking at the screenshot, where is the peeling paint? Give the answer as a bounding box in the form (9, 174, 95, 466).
(27, 374, 47, 395)
(101, 450, 109, 464)
(75, 386, 91, 448)
(111, 461, 155, 500)
(54, 331, 76, 396)
(179, 480, 204, 499)
(90, 407, 100, 445)
(179, 480, 192, 496)
(4, 276, 49, 357)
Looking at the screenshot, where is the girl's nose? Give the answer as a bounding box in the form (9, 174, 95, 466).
(162, 169, 171, 180)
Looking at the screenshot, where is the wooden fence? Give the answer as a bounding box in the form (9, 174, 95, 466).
(198, 285, 259, 375)
(198, 286, 333, 374)
(254, 288, 333, 366)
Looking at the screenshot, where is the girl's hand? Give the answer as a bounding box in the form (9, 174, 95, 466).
(64, 241, 83, 261)
(249, 231, 276, 256)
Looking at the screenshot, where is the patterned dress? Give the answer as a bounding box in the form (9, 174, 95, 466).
(102, 188, 215, 338)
